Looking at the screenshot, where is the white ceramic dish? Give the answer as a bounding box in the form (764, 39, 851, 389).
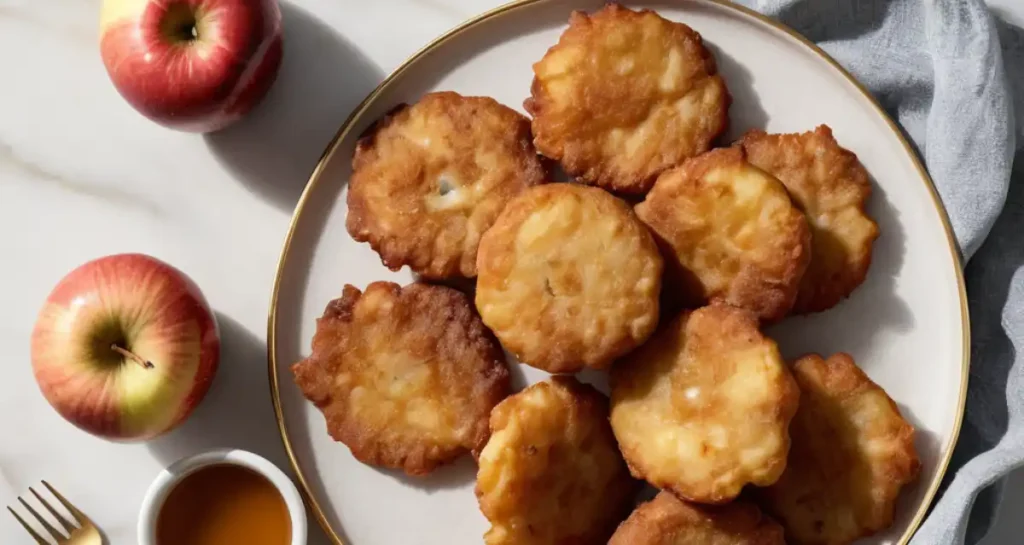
(268, 1, 969, 544)
(137, 448, 307, 545)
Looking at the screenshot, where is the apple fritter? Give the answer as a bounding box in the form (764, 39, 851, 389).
(635, 147, 811, 322)
(739, 126, 878, 313)
(609, 492, 786, 545)
(610, 304, 799, 504)
(347, 91, 547, 279)
(759, 353, 920, 545)
(475, 183, 662, 373)
(291, 282, 510, 476)
(526, 3, 730, 195)
(476, 377, 637, 545)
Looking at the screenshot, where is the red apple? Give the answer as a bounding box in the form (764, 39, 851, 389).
(31, 254, 220, 440)
(99, 0, 283, 132)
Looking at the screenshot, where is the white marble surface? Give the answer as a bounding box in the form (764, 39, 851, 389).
(0, 0, 1020, 544)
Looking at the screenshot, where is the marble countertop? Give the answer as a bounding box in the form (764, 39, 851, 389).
(0, 1, 1020, 544)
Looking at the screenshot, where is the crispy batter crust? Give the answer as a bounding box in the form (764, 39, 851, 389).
(609, 492, 786, 545)
(475, 183, 663, 373)
(760, 353, 920, 545)
(291, 282, 510, 476)
(739, 126, 879, 313)
(526, 4, 730, 194)
(610, 305, 799, 504)
(476, 377, 637, 545)
(635, 147, 811, 321)
(347, 91, 547, 279)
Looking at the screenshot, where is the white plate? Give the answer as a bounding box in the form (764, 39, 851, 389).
(268, 1, 969, 543)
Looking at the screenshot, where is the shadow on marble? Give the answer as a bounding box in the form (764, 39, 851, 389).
(205, 1, 384, 212)
(147, 312, 288, 470)
(146, 312, 335, 543)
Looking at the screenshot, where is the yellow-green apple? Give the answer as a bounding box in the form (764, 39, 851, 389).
(31, 254, 220, 440)
(99, 0, 283, 132)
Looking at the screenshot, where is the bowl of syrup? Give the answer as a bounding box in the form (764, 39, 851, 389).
(138, 449, 307, 545)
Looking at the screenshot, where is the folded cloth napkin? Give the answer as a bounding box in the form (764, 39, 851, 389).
(737, 0, 1024, 543)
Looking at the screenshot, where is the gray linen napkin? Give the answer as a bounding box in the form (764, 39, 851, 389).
(736, 0, 1024, 543)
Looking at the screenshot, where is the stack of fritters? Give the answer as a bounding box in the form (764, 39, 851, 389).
(635, 148, 811, 322)
(738, 126, 880, 314)
(291, 4, 920, 545)
(347, 91, 547, 279)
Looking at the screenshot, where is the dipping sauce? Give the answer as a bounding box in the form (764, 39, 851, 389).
(156, 464, 290, 545)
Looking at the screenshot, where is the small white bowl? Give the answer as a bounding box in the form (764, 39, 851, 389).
(138, 448, 307, 545)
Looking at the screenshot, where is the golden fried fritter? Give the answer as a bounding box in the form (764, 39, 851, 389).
(291, 282, 510, 476)
(739, 126, 879, 313)
(610, 305, 799, 504)
(526, 4, 730, 194)
(609, 492, 786, 545)
(635, 147, 811, 322)
(759, 353, 920, 545)
(476, 377, 637, 545)
(475, 183, 662, 373)
(347, 91, 547, 279)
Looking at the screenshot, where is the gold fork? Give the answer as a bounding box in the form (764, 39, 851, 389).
(6, 481, 103, 544)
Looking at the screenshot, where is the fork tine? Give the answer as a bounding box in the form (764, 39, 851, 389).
(18, 495, 67, 540)
(7, 505, 50, 544)
(41, 480, 88, 525)
(31, 486, 77, 533)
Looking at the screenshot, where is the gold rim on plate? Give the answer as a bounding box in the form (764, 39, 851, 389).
(266, 1, 971, 543)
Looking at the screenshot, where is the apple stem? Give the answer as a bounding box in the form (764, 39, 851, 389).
(110, 344, 154, 369)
